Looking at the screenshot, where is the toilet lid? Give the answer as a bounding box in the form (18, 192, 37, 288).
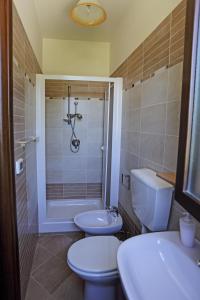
(67, 236, 121, 274)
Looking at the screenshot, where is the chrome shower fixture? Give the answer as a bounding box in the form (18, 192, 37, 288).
(72, 139, 80, 149)
(63, 86, 83, 153)
(63, 98, 83, 124)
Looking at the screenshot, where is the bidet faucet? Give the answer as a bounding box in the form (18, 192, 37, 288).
(107, 206, 119, 217)
(197, 259, 200, 267)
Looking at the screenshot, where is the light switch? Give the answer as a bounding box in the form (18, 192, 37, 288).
(16, 158, 24, 175)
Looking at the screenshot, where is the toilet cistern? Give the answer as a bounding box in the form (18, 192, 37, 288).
(130, 168, 174, 232)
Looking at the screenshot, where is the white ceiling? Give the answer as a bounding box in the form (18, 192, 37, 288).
(34, 0, 133, 42)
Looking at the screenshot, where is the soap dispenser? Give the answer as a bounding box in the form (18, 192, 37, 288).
(179, 213, 196, 247)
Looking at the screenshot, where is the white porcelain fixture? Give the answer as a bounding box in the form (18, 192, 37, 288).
(74, 209, 123, 235)
(131, 168, 173, 232)
(67, 236, 121, 300)
(36, 75, 122, 233)
(118, 231, 200, 300)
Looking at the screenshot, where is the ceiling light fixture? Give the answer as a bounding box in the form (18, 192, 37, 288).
(70, 0, 107, 27)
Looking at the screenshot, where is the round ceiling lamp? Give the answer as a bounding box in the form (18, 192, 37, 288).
(70, 0, 107, 27)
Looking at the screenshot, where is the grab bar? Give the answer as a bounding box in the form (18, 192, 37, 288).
(17, 136, 39, 148)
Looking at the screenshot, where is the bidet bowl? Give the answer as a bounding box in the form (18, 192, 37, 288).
(74, 209, 123, 235)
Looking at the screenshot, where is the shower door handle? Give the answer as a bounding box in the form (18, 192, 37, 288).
(101, 145, 104, 151)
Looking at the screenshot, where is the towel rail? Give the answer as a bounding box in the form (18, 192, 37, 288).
(17, 136, 39, 148)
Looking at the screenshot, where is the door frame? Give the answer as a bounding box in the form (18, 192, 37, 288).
(0, 0, 21, 299)
(36, 75, 122, 233)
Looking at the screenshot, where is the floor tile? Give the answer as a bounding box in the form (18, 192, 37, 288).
(52, 274, 83, 300)
(26, 232, 84, 299)
(32, 255, 72, 294)
(38, 234, 74, 260)
(25, 278, 53, 300)
(31, 245, 53, 273)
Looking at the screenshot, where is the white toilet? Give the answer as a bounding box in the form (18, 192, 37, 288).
(67, 235, 121, 300)
(67, 168, 173, 300)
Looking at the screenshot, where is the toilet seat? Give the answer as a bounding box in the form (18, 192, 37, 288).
(68, 260, 119, 281)
(67, 236, 120, 275)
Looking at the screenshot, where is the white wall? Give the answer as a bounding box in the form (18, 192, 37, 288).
(110, 0, 182, 73)
(13, 0, 43, 68)
(43, 38, 110, 76)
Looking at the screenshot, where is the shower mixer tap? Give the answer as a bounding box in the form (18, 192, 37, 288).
(63, 93, 82, 153)
(63, 103, 83, 124)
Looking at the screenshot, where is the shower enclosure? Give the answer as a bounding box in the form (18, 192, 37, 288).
(36, 75, 122, 232)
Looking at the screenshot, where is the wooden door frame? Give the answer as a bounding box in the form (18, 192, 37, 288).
(0, 0, 21, 299)
(175, 0, 200, 221)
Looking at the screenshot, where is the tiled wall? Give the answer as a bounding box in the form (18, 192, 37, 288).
(114, 0, 200, 238)
(120, 63, 183, 229)
(112, 0, 186, 88)
(46, 183, 102, 200)
(45, 97, 104, 199)
(13, 5, 41, 299)
(45, 80, 107, 99)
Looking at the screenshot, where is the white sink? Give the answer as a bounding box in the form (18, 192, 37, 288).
(117, 231, 200, 300)
(74, 209, 123, 235)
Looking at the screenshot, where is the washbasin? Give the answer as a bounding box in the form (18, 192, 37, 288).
(74, 209, 123, 235)
(117, 231, 200, 300)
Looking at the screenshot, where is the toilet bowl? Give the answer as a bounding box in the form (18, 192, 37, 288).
(74, 209, 123, 235)
(67, 236, 121, 300)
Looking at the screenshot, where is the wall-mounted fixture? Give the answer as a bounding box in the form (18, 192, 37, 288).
(63, 86, 83, 153)
(121, 173, 130, 190)
(70, 0, 107, 27)
(17, 136, 39, 149)
(15, 158, 24, 175)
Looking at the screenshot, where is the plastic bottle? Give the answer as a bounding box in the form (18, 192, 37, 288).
(179, 213, 196, 247)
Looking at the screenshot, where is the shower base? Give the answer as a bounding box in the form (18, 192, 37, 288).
(39, 198, 103, 233)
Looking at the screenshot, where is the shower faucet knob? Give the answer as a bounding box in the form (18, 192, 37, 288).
(72, 139, 80, 149)
(76, 113, 83, 120)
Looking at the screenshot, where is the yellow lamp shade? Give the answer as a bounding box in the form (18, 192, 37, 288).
(71, 0, 107, 27)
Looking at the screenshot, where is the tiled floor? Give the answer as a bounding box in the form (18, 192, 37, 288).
(25, 232, 84, 300)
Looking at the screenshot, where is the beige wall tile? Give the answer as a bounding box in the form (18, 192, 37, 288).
(166, 101, 181, 136)
(140, 133, 165, 165)
(141, 104, 166, 134)
(129, 85, 142, 110)
(164, 135, 179, 172)
(168, 62, 183, 101)
(127, 109, 141, 132)
(141, 70, 168, 107)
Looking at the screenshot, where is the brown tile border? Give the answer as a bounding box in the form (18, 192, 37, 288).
(111, 0, 186, 88)
(45, 80, 108, 99)
(46, 183, 102, 200)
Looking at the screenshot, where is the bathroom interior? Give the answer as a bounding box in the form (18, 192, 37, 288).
(1, 0, 200, 299)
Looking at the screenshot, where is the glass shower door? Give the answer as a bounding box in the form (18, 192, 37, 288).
(102, 83, 114, 208)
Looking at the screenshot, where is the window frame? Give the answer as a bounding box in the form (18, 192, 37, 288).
(175, 0, 200, 222)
